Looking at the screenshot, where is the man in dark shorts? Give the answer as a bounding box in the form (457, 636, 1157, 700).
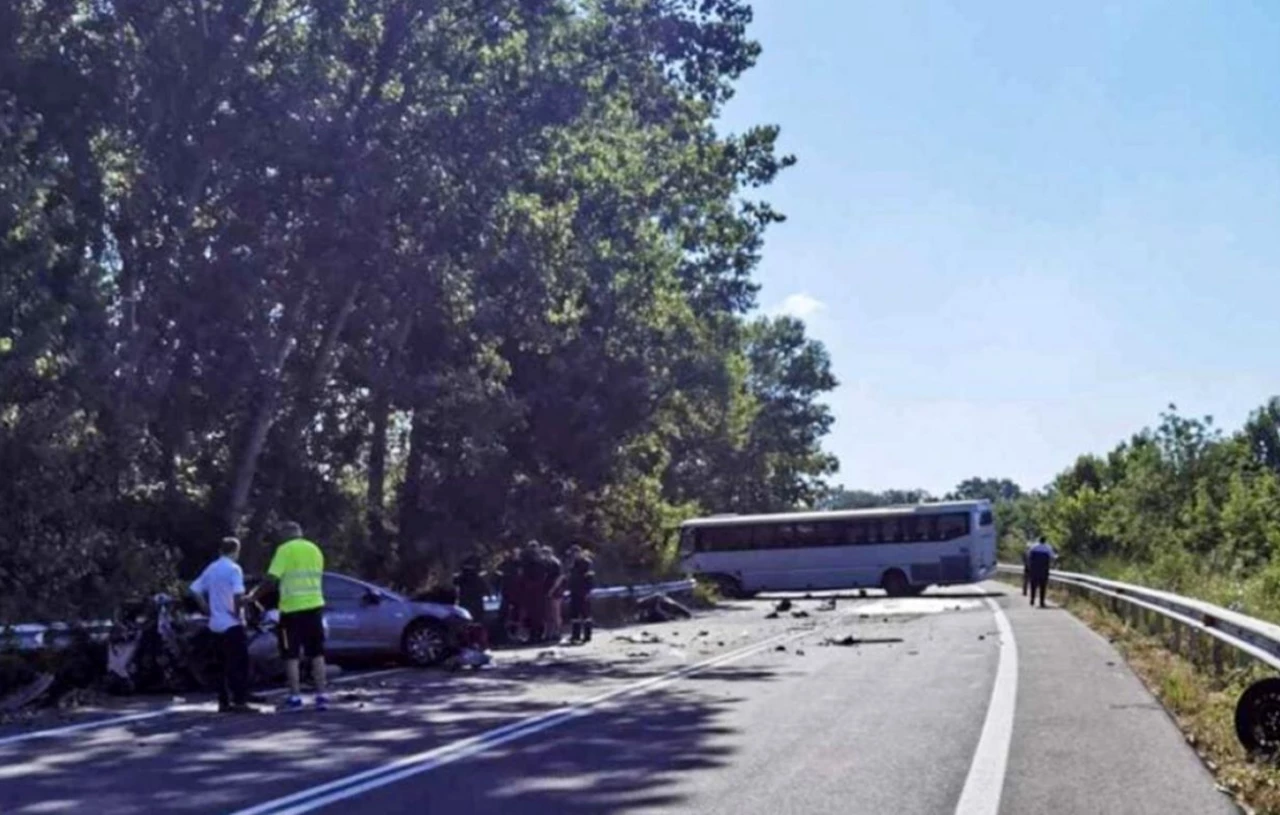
(250, 521, 328, 711)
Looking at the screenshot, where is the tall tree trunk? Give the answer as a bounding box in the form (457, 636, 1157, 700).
(364, 386, 391, 571)
(223, 331, 296, 534)
(397, 409, 432, 589)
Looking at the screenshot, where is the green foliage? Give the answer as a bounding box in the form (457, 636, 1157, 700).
(1001, 400, 1280, 622)
(0, 0, 838, 621)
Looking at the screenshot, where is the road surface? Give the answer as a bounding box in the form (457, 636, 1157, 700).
(0, 584, 1239, 814)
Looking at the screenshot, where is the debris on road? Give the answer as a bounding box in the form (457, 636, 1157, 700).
(765, 611, 780, 619)
(0, 673, 54, 713)
(822, 635, 905, 647)
(774, 645, 787, 652)
(796, 649, 806, 656)
(818, 598, 837, 612)
(791, 610, 810, 619)
(636, 594, 693, 623)
(614, 631, 663, 645)
(775, 599, 793, 612)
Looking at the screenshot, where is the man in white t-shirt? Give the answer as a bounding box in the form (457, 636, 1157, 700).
(190, 537, 258, 713)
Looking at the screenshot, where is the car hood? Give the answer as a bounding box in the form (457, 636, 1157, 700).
(404, 600, 472, 623)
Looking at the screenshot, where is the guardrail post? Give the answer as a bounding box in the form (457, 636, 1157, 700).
(1211, 638, 1225, 677)
(1169, 622, 1182, 656)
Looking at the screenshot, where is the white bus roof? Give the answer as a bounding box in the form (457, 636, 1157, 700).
(679, 501, 990, 528)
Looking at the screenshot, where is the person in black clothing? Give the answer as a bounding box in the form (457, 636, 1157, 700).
(453, 556, 490, 624)
(567, 546, 595, 644)
(1026, 540, 1057, 608)
(496, 548, 522, 643)
(453, 555, 491, 650)
(520, 541, 548, 642)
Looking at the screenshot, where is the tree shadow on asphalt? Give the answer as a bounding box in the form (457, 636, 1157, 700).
(0, 652, 789, 815)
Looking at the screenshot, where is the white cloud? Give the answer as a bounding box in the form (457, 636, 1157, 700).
(773, 292, 827, 319)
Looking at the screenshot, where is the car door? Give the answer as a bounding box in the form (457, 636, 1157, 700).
(321, 574, 374, 656)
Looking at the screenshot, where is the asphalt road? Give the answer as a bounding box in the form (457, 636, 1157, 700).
(0, 584, 1239, 815)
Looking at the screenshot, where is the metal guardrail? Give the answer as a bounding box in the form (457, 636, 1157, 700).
(5, 580, 699, 652)
(480, 578, 697, 613)
(996, 563, 1280, 670)
(996, 563, 1280, 751)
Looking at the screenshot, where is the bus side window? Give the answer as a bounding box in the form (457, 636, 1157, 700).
(881, 518, 901, 543)
(902, 516, 923, 542)
(979, 510, 994, 527)
(937, 513, 969, 540)
(773, 524, 795, 549)
(864, 519, 881, 544)
(814, 520, 842, 547)
(751, 525, 773, 550)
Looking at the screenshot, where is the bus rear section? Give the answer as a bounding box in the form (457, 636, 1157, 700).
(969, 502, 998, 582)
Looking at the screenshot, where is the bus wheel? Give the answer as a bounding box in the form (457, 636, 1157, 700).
(881, 570, 910, 598)
(707, 574, 747, 600)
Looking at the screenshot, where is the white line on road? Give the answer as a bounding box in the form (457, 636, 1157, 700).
(230, 625, 823, 815)
(0, 667, 407, 748)
(954, 597, 1019, 815)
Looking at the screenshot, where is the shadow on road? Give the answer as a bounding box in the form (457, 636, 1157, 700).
(1, 649, 787, 815)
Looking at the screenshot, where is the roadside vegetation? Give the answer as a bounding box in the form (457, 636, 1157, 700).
(990, 401, 1280, 624)
(0, 1, 839, 624)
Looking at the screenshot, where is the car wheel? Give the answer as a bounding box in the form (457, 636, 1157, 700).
(401, 619, 448, 667)
(881, 569, 910, 598)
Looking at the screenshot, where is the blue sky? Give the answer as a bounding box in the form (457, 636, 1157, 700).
(719, 0, 1280, 494)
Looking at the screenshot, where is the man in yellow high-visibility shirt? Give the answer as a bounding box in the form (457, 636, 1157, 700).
(250, 521, 328, 711)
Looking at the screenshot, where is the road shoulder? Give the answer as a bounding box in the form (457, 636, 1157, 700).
(998, 587, 1238, 815)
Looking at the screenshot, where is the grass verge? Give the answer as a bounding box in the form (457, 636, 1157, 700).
(1036, 580, 1280, 815)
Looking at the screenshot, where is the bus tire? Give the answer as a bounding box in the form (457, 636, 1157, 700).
(881, 570, 910, 598)
(707, 574, 748, 600)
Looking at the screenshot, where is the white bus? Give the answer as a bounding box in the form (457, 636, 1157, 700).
(678, 500, 997, 597)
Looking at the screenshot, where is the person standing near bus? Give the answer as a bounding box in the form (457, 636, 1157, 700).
(251, 521, 329, 711)
(1026, 539, 1057, 608)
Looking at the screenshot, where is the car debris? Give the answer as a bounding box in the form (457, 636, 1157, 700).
(0, 672, 54, 713)
(822, 635, 905, 647)
(818, 598, 837, 612)
(636, 594, 694, 623)
(614, 631, 663, 645)
(764, 611, 780, 619)
(791, 610, 810, 619)
(775, 599, 793, 612)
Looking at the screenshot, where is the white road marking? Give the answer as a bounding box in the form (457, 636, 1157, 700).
(954, 597, 1019, 815)
(229, 626, 823, 815)
(0, 667, 407, 748)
